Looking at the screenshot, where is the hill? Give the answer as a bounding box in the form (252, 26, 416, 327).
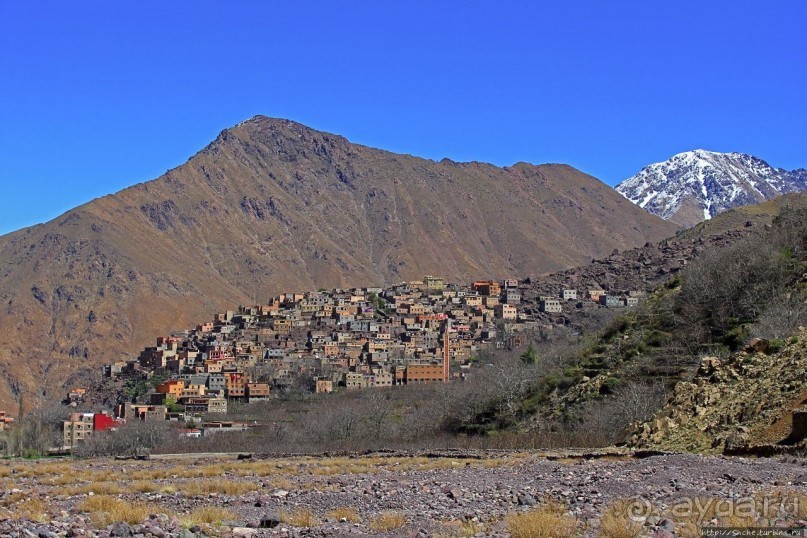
(0, 116, 676, 410)
(629, 329, 807, 454)
(449, 196, 807, 444)
(616, 150, 807, 227)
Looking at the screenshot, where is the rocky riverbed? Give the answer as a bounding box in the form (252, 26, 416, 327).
(1, 450, 806, 537)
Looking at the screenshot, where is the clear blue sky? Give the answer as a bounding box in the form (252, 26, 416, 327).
(1, 1, 805, 235)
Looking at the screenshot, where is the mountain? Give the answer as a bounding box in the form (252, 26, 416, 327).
(0, 116, 677, 410)
(616, 150, 807, 227)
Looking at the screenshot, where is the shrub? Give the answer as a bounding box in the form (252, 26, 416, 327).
(182, 506, 236, 526)
(11, 498, 49, 523)
(129, 480, 160, 493)
(598, 499, 644, 538)
(78, 496, 154, 526)
(326, 507, 361, 523)
(599, 377, 621, 395)
(280, 507, 318, 527)
(369, 511, 406, 532)
(505, 501, 577, 538)
(766, 339, 785, 354)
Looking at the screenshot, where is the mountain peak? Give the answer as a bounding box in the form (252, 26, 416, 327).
(616, 150, 807, 227)
(0, 118, 678, 410)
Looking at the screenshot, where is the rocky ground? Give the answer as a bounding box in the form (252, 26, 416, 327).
(2, 450, 807, 537)
(630, 328, 807, 454)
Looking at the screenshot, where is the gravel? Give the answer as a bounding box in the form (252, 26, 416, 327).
(2, 452, 807, 537)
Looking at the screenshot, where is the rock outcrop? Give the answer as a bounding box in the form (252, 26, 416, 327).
(629, 329, 807, 454)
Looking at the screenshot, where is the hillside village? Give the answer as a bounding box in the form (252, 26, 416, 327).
(55, 276, 645, 449)
(1, 226, 759, 451)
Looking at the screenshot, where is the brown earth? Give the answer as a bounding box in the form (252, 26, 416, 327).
(0, 116, 678, 410)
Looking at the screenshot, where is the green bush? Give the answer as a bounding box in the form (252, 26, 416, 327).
(721, 325, 749, 351)
(599, 376, 621, 395)
(766, 339, 785, 354)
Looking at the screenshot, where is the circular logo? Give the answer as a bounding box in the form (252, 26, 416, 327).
(626, 497, 653, 521)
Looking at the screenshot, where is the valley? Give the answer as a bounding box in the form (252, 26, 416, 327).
(3, 450, 807, 537)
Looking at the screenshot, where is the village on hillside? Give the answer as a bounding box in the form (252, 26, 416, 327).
(5, 230, 739, 453)
(51, 275, 649, 450)
(3, 226, 747, 453)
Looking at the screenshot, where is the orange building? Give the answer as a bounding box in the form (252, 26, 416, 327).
(245, 383, 270, 401)
(404, 364, 445, 384)
(155, 379, 185, 399)
(224, 371, 248, 398)
(472, 280, 501, 297)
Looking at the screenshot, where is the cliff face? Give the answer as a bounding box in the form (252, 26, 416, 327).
(0, 116, 677, 409)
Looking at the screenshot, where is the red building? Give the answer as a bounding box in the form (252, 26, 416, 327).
(93, 413, 117, 432)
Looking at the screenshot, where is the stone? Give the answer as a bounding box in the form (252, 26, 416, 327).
(259, 513, 281, 529)
(517, 494, 536, 506)
(658, 518, 675, 531)
(110, 523, 132, 538)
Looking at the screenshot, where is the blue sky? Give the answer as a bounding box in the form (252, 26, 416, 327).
(1, 1, 805, 235)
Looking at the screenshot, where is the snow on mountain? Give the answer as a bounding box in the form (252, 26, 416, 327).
(616, 150, 807, 227)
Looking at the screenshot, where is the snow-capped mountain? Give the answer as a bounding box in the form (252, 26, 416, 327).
(616, 150, 807, 227)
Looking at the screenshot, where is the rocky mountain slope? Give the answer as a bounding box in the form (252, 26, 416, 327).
(0, 116, 677, 410)
(616, 150, 807, 227)
(630, 330, 807, 454)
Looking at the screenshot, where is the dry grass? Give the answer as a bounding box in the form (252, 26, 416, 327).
(280, 507, 319, 527)
(129, 480, 161, 493)
(78, 496, 155, 526)
(47, 473, 83, 486)
(434, 519, 486, 537)
(505, 501, 578, 538)
(265, 477, 295, 491)
(754, 488, 807, 519)
(16, 462, 73, 478)
(0, 491, 27, 507)
(60, 481, 125, 496)
(129, 468, 175, 481)
(368, 511, 407, 532)
(10, 498, 49, 523)
(180, 479, 258, 496)
(326, 506, 361, 523)
(598, 499, 644, 538)
(662, 493, 795, 538)
(181, 506, 236, 526)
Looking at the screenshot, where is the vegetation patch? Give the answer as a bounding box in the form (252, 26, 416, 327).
(368, 511, 407, 532)
(78, 496, 156, 526)
(280, 507, 319, 527)
(326, 506, 361, 523)
(505, 500, 578, 538)
(597, 499, 645, 538)
(181, 506, 236, 527)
